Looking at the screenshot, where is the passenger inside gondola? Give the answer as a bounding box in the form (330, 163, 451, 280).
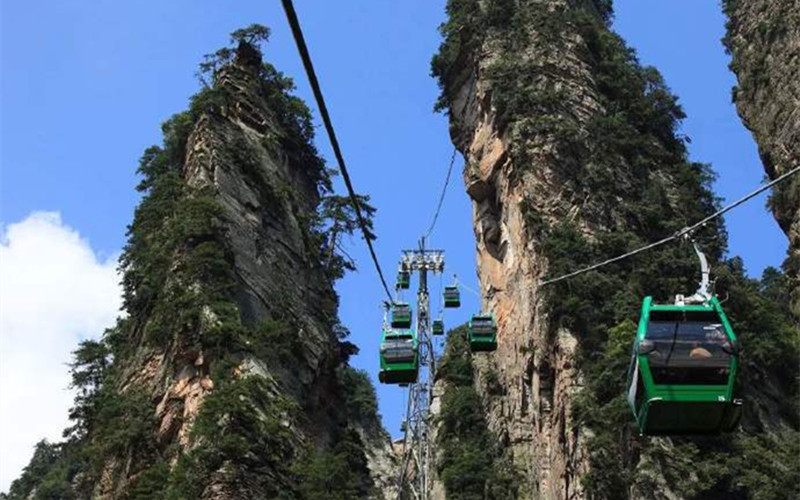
(645, 310, 732, 385)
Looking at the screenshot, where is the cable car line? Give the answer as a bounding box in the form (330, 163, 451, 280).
(424, 148, 458, 239)
(280, 0, 395, 303)
(454, 275, 482, 299)
(280, 0, 792, 481)
(539, 164, 800, 288)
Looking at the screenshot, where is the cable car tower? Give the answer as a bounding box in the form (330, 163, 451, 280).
(396, 238, 444, 500)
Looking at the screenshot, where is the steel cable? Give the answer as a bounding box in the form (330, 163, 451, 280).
(281, 0, 395, 302)
(424, 148, 458, 239)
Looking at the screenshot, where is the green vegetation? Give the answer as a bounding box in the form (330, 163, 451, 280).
(337, 366, 382, 431)
(2, 337, 161, 500)
(433, 1, 799, 499)
(1, 441, 74, 500)
(161, 370, 376, 500)
(316, 194, 377, 281)
(722, 0, 790, 103)
(436, 328, 519, 500)
(294, 428, 375, 500)
(154, 363, 377, 500)
(165, 376, 299, 499)
(118, 106, 236, 356)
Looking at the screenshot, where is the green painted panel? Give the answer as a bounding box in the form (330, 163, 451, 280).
(628, 296, 741, 435)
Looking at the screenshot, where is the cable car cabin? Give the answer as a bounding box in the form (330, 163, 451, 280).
(432, 319, 445, 336)
(391, 303, 413, 329)
(468, 314, 497, 352)
(444, 286, 461, 308)
(397, 271, 410, 290)
(379, 329, 418, 385)
(627, 296, 742, 435)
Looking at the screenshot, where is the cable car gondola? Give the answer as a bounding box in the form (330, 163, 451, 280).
(379, 329, 419, 385)
(432, 319, 445, 336)
(391, 302, 413, 329)
(397, 270, 410, 290)
(626, 241, 742, 435)
(468, 313, 497, 352)
(444, 286, 460, 308)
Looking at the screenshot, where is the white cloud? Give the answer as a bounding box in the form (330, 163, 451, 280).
(0, 212, 122, 492)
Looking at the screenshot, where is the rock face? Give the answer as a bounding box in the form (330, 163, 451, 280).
(3, 33, 394, 500)
(432, 1, 798, 499)
(723, 0, 800, 318)
(440, 10, 599, 499)
(433, 2, 649, 497)
(183, 55, 339, 407)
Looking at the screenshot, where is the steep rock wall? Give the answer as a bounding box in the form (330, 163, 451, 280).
(723, 0, 800, 318)
(439, 6, 600, 498)
(434, 2, 667, 497)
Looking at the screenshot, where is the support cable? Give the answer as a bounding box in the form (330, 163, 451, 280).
(454, 274, 482, 299)
(539, 164, 800, 288)
(424, 148, 458, 239)
(280, 0, 394, 302)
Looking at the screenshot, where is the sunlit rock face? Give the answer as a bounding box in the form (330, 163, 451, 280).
(433, 2, 623, 497)
(723, 0, 800, 318)
(104, 45, 394, 500)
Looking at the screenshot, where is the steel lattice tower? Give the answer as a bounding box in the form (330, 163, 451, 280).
(395, 239, 444, 500)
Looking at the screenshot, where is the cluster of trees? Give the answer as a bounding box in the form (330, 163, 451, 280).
(435, 329, 519, 500)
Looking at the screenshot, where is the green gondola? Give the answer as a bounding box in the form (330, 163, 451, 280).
(468, 313, 497, 352)
(444, 286, 460, 308)
(391, 302, 413, 329)
(397, 270, 410, 290)
(626, 296, 742, 435)
(432, 319, 445, 336)
(379, 329, 419, 385)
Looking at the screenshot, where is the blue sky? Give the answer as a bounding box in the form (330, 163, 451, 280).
(0, 0, 788, 489)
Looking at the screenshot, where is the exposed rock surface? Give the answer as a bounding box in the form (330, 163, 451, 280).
(723, 0, 800, 318)
(109, 45, 392, 500)
(435, 2, 622, 497)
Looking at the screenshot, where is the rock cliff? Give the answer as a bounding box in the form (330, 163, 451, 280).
(723, 0, 800, 319)
(3, 27, 394, 500)
(431, 1, 799, 499)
